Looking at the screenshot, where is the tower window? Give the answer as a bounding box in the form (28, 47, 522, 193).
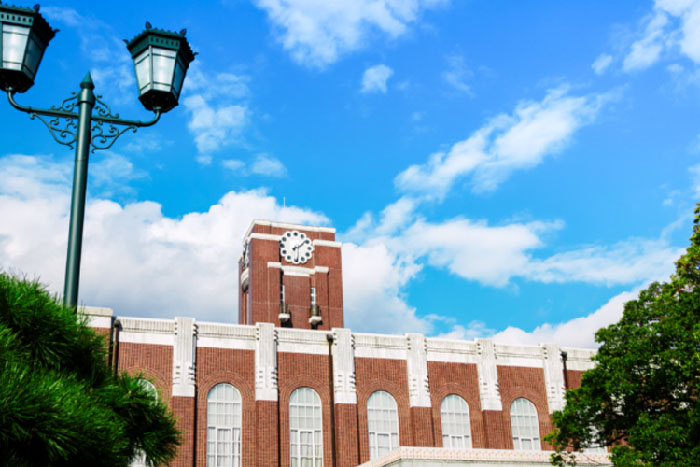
(310, 287, 316, 307)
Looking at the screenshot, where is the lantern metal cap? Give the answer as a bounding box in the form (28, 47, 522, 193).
(124, 25, 195, 64)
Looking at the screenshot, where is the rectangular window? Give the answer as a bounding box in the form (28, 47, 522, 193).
(310, 287, 316, 306)
(281, 285, 285, 304)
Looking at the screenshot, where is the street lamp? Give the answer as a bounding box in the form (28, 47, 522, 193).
(0, 4, 196, 309)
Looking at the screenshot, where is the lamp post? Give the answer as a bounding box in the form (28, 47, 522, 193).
(0, 3, 196, 308)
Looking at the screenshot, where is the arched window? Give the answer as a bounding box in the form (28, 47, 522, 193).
(289, 387, 323, 467)
(207, 383, 242, 467)
(367, 390, 399, 459)
(510, 398, 540, 451)
(440, 394, 471, 448)
(131, 379, 159, 467)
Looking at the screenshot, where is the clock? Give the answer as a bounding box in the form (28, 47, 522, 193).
(280, 230, 314, 264)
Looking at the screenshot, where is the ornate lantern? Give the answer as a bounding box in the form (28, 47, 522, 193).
(125, 23, 195, 113)
(0, 3, 56, 93)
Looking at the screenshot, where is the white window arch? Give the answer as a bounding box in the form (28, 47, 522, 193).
(367, 390, 399, 459)
(131, 379, 159, 467)
(207, 383, 242, 467)
(510, 398, 540, 451)
(440, 394, 471, 448)
(289, 387, 323, 467)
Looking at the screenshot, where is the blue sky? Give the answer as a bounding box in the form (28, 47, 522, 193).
(1, 0, 699, 347)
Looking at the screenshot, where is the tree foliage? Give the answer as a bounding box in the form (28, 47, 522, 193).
(0, 273, 179, 466)
(546, 206, 700, 466)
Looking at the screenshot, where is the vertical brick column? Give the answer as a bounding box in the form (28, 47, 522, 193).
(171, 317, 197, 466)
(255, 323, 279, 466)
(406, 333, 434, 446)
(331, 329, 359, 466)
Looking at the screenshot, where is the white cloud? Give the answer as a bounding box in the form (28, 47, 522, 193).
(253, 0, 449, 67)
(592, 53, 613, 75)
(490, 290, 639, 348)
(182, 65, 250, 154)
(250, 153, 287, 177)
(222, 159, 244, 172)
(689, 162, 700, 196)
(342, 242, 430, 333)
(615, 0, 700, 73)
(361, 64, 394, 93)
(623, 11, 669, 72)
(526, 239, 683, 286)
(0, 154, 326, 322)
(395, 86, 611, 199)
(442, 54, 472, 94)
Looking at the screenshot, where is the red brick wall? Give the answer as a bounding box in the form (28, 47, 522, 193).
(497, 366, 553, 450)
(256, 400, 280, 466)
(355, 358, 411, 463)
(172, 396, 195, 467)
(118, 342, 173, 403)
(195, 348, 255, 467)
(334, 403, 359, 467)
(410, 407, 434, 446)
(278, 352, 334, 466)
(567, 370, 584, 390)
(427, 361, 485, 448)
(482, 410, 509, 449)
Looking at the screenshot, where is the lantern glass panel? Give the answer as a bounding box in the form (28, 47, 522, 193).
(23, 34, 44, 78)
(172, 57, 185, 97)
(133, 48, 151, 94)
(151, 48, 176, 92)
(2, 24, 29, 72)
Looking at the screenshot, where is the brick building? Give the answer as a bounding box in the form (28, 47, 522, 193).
(84, 220, 609, 466)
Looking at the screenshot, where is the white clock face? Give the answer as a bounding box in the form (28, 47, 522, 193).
(280, 231, 314, 264)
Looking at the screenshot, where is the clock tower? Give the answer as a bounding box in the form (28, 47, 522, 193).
(238, 220, 344, 330)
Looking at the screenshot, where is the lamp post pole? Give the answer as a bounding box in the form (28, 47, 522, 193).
(63, 74, 94, 308)
(1, 3, 195, 310)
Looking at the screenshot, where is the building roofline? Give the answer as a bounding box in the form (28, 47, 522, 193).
(244, 219, 336, 239)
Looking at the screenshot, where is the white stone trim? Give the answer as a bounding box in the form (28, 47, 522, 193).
(406, 333, 431, 407)
(495, 343, 545, 368)
(426, 337, 480, 363)
(245, 220, 335, 238)
(358, 447, 611, 466)
(277, 327, 330, 355)
(331, 328, 357, 404)
(118, 317, 175, 346)
(197, 322, 256, 350)
(248, 232, 282, 242)
(313, 239, 342, 248)
(354, 333, 407, 360)
(562, 347, 597, 371)
(172, 317, 197, 397)
(267, 262, 327, 277)
(541, 344, 566, 413)
(79, 306, 113, 329)
(476, 339, 502, 411)
(255, 323, 278, 401)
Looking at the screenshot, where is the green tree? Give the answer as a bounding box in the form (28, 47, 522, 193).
(546, 206, 700, 466)
(0, 273, 179, 466)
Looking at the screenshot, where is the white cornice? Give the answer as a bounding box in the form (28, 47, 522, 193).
(313, 239, 342, 248)
(267, 262, 329, 276)
(245, 219, 335, 239)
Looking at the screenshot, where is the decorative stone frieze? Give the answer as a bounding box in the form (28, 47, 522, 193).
(541, 344, 566, 413)
(331, 328, 357, 404)
(255, 322, 279, 401)
(406, 333, 431, 407)
(172, 317, 197, 397)
(476, 338, 502, 411)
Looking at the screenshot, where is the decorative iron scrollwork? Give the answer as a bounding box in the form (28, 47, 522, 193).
(50, 92, 79, 113)
(90, 120, 137, 152)
(29, 112, 78, 148)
